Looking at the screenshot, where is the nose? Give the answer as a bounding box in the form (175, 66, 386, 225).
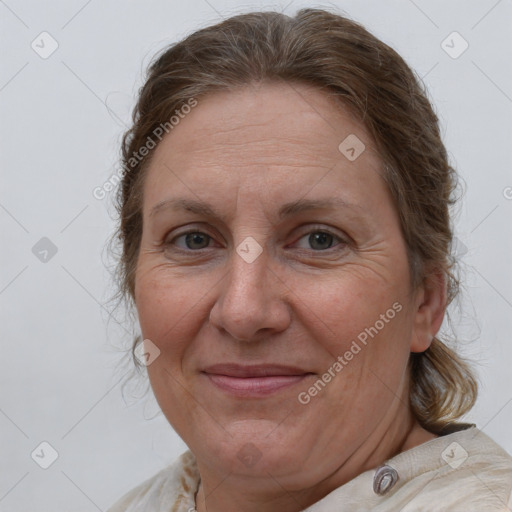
(208, 244, 291, 342)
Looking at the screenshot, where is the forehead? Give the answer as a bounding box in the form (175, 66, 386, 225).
(141, 81, 386, 213)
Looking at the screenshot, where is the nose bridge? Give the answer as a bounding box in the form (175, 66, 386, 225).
(227, 201, 271, 292)
(209, 235, 289, 341)
(223, 241, 269, 317)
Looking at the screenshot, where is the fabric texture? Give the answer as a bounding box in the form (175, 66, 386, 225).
(106, 425, 512, 511)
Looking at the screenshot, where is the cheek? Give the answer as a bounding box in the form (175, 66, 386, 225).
(295, 269, 412, 387)
(134, 269, 205, 357)
(296, 269, 400, 342)
(134, 272, 208, 420)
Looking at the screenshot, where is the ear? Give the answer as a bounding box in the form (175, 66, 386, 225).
(410, 267, 447, 353)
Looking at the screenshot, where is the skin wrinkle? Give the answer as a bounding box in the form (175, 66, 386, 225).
(133, 81, 445, 512)
(149, 203, 383, 260)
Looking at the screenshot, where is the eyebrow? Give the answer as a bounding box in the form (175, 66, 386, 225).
(149, 197, 363, 221)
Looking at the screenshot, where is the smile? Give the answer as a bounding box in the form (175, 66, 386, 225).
(201, 364, 314, 397)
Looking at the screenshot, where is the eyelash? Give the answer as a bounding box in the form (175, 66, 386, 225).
(164, 226, 349, 254)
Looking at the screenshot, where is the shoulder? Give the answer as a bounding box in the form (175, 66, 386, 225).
(106, 450, 199, 512)
(394, 426, 512, 511)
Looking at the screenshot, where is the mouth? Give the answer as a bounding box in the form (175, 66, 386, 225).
(201, 364, 315, 397)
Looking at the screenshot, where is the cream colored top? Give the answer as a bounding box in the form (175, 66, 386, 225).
(107, 425, 512, 511)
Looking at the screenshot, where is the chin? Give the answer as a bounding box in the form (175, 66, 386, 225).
(193, 422, 308, 477)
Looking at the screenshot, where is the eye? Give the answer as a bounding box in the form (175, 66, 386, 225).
(168, 230, 214, 251)
(293, 229, 347, 251)
(164, 227, 348, 254)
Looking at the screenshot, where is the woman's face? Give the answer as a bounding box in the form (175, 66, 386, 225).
(134, 81, 437, 491)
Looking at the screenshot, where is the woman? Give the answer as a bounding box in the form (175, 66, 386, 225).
(107, 7, 512, 511)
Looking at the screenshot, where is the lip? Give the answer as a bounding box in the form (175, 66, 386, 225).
(202, 364, 314, 397)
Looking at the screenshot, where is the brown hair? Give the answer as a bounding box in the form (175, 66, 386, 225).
(111, 7, 477, 433)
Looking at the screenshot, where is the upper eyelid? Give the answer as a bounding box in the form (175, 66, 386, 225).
(166, 225, 347, 247)
(167, 223, 344, 237)
(292, 229, 348, 248)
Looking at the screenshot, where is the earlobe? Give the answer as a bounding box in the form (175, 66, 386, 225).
(410, 269, 447, 353)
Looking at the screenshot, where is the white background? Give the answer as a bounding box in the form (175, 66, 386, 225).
(1, 0, 511, 510)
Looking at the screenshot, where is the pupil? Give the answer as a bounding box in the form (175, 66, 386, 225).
(310, 232, 332, 250)
(187, 233, 208, 249)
